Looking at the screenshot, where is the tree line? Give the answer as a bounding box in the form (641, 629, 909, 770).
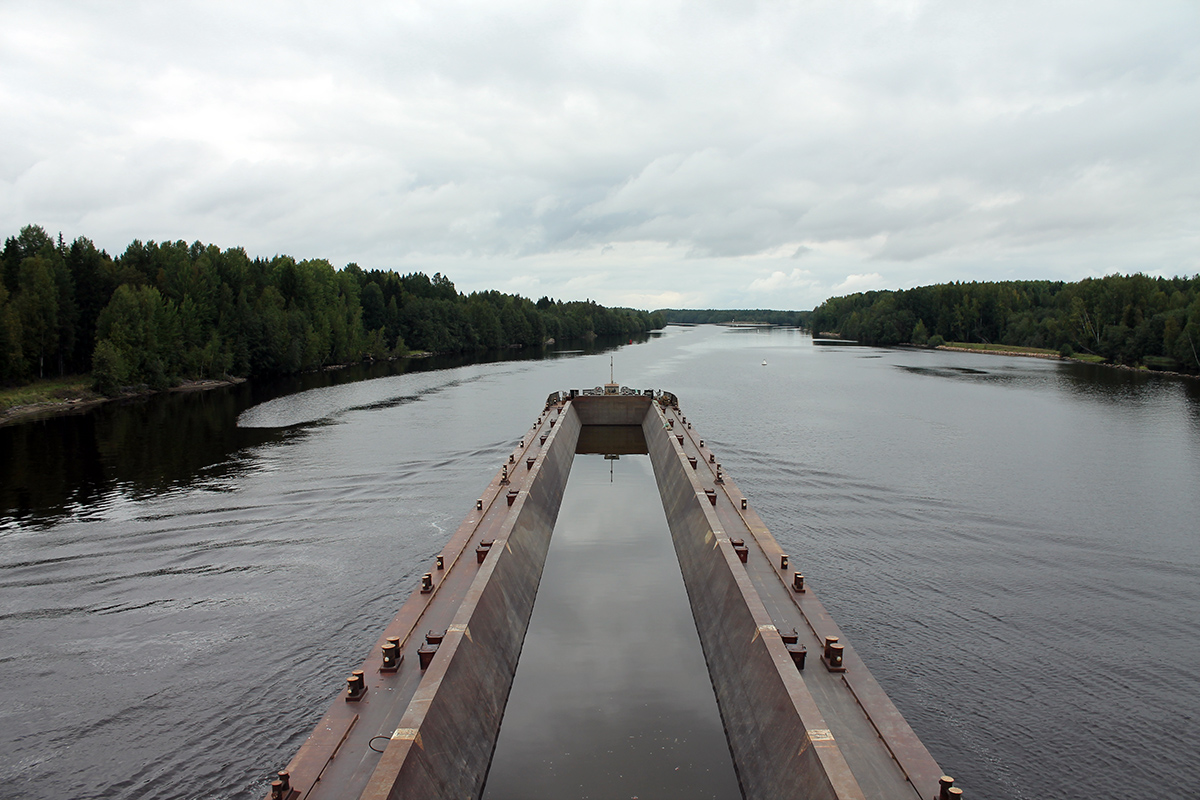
(810, 275, 1200, 373)
(657, 308, 811, 326)
(0, 225, 665, 394)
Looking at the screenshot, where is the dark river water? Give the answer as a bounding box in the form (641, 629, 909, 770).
(2, 326, 1198, 799)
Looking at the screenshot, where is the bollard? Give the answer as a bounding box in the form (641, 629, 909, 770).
(676, 434, 684, 445)
(828, 643, 844, 668)
(346, 669, 366, 700)
(381, 637, 402, 671)
(476, 499, 483, 510)
(436, 554, 444, 570)
(741, 498, 747, 509)
(823, 638, 845, 672)
(793, 572, 806, 592)
(507, 489, 519, 506)
(938, 776, 956, 800)
(781, 554, 789, 570)
(271, 771, 292, 800)
(527, 457, 535, 469)
(688, 456, 698, 469)
(421, 573, 433, 593)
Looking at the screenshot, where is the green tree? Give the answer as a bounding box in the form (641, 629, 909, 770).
(91, 339, 129, 395)
(362, 282, 386, 332)
(16, 255, 59, 377)
(911, 319, 929, 346)
(94, 284, 179, 389)
(65, 236, 115, 370)
(0, 280, 23, 381)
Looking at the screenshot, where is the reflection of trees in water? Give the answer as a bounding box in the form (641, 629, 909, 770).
(95, 389, 285, 500)
(1183, 379, 1200, 428)
(0, 387, 284, 526)
(0, 333, 644, 526)
(1, 411, 108, 521)
(1058, 361, 1195, 406)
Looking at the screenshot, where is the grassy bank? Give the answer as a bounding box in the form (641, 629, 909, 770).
(0, 375, 100, 412)
(941, 342, 1121, 365)
(944, 341, 1059, 356)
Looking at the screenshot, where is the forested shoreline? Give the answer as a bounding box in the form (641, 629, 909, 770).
(657, 308, 811, 326)
(811, 275, 1200, 374)
(0, 226, 665, 395)
(6, 219, 1197, 402)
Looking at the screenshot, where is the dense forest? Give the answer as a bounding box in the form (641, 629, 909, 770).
(810, 275, 1200, 373)
(657, 308, 810, 326)
(0, 225, 665, 394)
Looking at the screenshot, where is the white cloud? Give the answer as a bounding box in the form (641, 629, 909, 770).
(831, 273, 888, 296)
(748, 269, 817, 293)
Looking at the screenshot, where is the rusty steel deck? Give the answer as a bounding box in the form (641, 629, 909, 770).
(264, 389, 959, 800)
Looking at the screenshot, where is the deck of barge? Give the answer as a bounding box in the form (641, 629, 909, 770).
(265, 389, 952, 800)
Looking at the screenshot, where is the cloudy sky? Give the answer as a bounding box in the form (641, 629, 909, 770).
(2, 1, 1197, 310)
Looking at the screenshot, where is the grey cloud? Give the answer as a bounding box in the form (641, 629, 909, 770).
(1, 0, 1198, 311)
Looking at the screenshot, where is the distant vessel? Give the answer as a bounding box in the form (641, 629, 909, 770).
(264, 389, 954, 800)
(762, 359, 768, 365)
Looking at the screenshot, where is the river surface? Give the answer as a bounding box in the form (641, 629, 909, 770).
(2, 325, 1198, 799)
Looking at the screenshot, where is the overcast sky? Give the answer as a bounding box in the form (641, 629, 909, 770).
(2, 1, 1197, 310)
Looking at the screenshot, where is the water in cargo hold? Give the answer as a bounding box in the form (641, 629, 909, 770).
(482, 450, 742, 799)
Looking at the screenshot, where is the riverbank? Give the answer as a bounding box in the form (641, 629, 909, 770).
(933, 342, 1199, 380)
(936, 343, 1066, 360)
(0, 351, 444, 427)
(0, 375, 248, 427)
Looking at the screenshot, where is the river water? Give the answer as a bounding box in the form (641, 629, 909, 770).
(2, 326, 1198, 799)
